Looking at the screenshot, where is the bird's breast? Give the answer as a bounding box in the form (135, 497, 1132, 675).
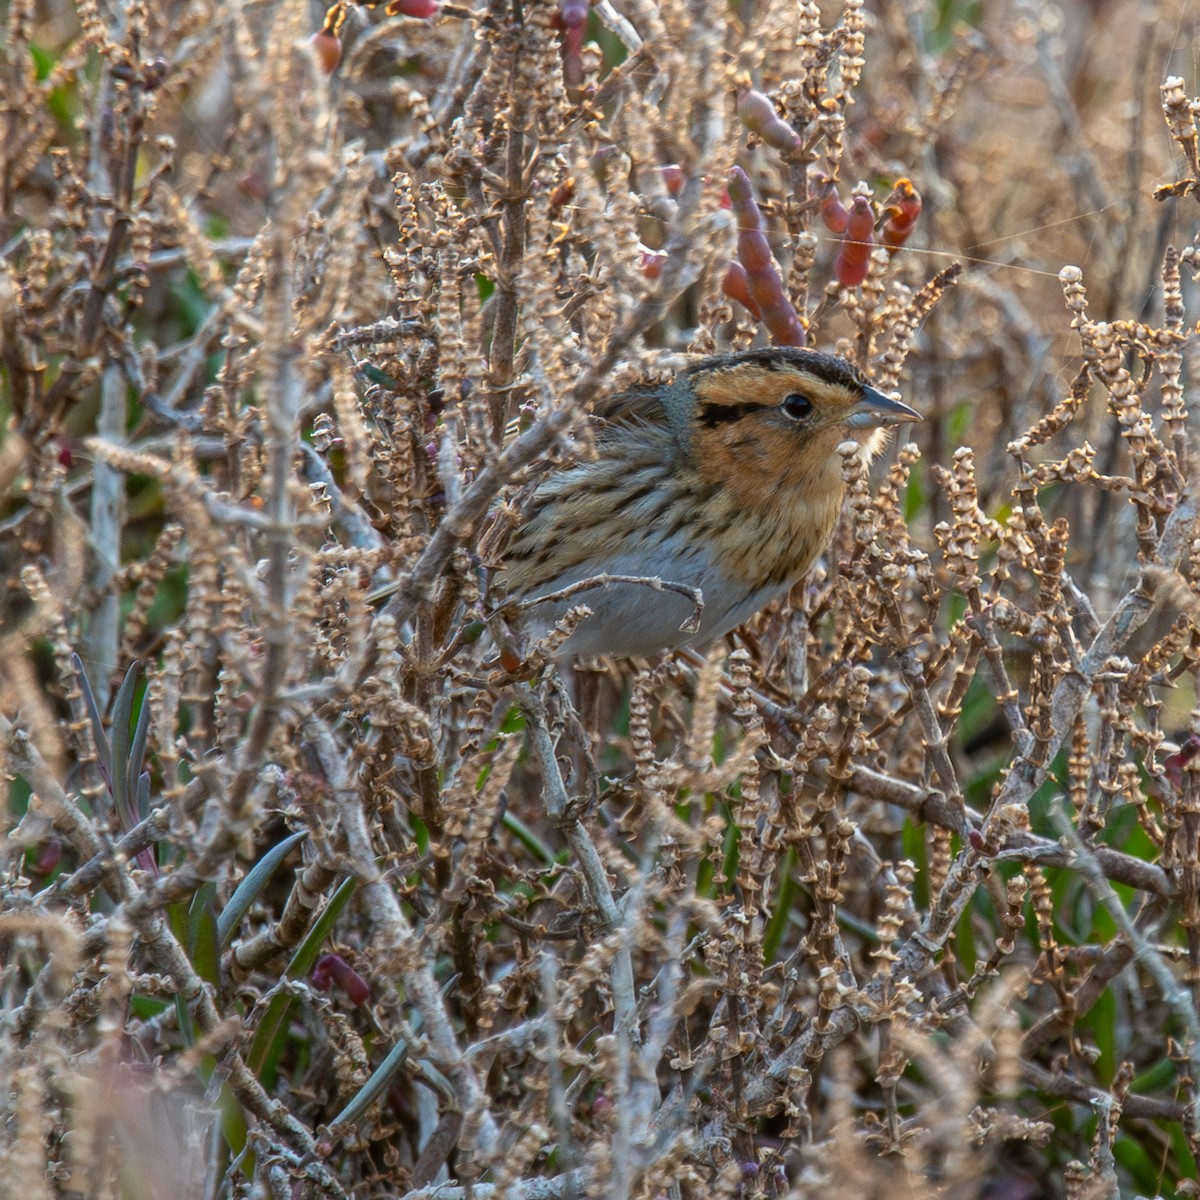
(700, 483, 844, 593)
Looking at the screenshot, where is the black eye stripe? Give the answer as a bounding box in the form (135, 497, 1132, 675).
(696, 401, 765, 428)
(697, 392, 824, 428)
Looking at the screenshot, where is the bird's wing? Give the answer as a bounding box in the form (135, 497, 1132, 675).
(589, 383, 669, 433)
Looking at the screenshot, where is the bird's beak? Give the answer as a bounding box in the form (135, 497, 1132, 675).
(844, 385, 922, 428)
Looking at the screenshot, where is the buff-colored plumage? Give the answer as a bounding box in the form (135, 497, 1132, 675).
(504, 346, 920, 657)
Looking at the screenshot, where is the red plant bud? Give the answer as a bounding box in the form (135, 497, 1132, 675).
(882, 177, 922, 249)
(845, 194, 875, 242)
(834, 250, 869, 287)
(498, 643, 524, 674)
(721, 262, 761, 319)
(309, 30, 342, 74)
(548, 176, 576, 212)
(833, 195, 875, 287)
(818, 181, 848, 235)
(659, 164, 685, 194)
(641, 249, 668, 280)
(385, 0, 437, 15)
(312, 953, 371, 1005)
(727, 167, 807, 346)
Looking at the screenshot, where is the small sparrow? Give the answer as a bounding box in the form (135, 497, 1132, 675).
(504, 346, 920, 658)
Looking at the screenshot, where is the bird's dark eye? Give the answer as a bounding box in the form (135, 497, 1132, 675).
(782, 393, 813, 421)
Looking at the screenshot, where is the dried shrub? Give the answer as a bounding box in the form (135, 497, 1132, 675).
(3, 1, 1200, 1197)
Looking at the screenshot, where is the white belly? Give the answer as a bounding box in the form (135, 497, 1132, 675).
(518, 546, 786, 658)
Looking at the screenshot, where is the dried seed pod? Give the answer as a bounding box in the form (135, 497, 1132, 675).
(1161, 76, 1200, 176)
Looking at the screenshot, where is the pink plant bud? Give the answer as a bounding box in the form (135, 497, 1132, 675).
(312, 953, 371, 1005)
(817, 179, 848, 234)
(845, 195, 875, 243)
(882, 177, 922, 249)
(237, 172, 267, 202)
(721, 262, 761, 319)
(385, 0, 437, 15)
(833, 195, 875, 287)
(737, 88, 802, 155)
(1164, 735, 1200, 788)
(727, 167, 807, 346)
(34, 838, 63, 876)
(561, 20, 584, 89)
(560, 0, 589, 27)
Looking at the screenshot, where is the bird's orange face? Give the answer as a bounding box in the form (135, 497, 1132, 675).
(679, 351, 920, 517)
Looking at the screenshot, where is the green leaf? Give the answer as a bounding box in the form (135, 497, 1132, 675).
(331, 1036, 410, 1127)
(720, 804, 739, 888)
(128, 696, 151, 811)
(246, 876, 357, 1084)
(1112, 1131, 1164, 1195)
(109, 662, 144, 830)
(955, 901, 977, 976)
(762, 849, 796, 963)
(903, 460, 926, 523)
(188, 891, 221, 989)
(217, 830, 308, 948)
(73, 653, 112, 785)
(30, 44, 55, 81)
(1169, 1121, 1198, 1181)
(901, 818, 928, 908)
(946, 398, 974, 444)
(1129, 1056, 1176, 1093)
(502, 811, 558, 866)
(357, 362, 403, 390)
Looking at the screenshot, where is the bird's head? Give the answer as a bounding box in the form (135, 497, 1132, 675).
(665, 346, 921, 503)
